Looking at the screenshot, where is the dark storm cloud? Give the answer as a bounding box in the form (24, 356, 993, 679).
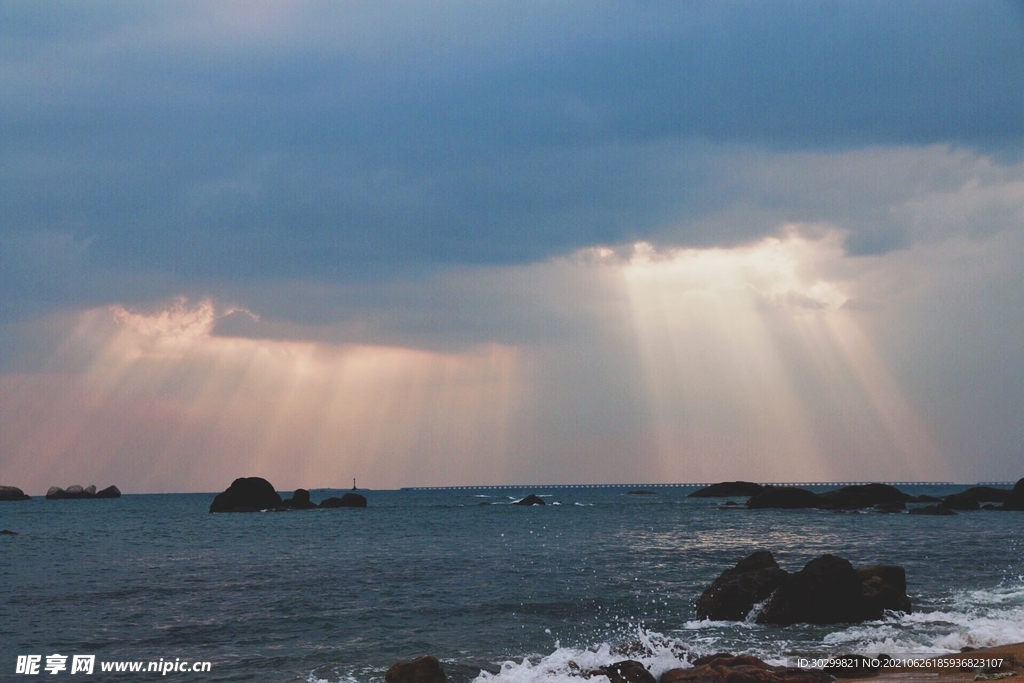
(2, 1, 1023, 318)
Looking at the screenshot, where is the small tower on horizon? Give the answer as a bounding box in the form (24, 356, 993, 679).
(352, 478, 357, 490)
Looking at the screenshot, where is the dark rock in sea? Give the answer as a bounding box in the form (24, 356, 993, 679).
(1, 529, 19, 535)
(817, 484, 915, 510)
(47, 485, 99, 499)
(746, 487, 821, 509)
(593, 660, 656, 683)
(857, 565, 913, 615)
(695, 550, 787, 621)
(983, 504, 1000, 510)
(1000, 478, 1024, 511)
(95, 485, 121, 498)
(757, 554, 910, 625)
(662, 654, 833, 683)
(209, 477, 284, 513)
(513, 494, 545, 506)
(0, 485, 30, 501)
(689, 481, 766, 498)
(908, 504, 956, 516)
(944, 486, 1011, 510)
(628, 490, 656, 495)
(282, 489, 318, 509)
(718, 501, 741, 509)
(319, 492, 367, 508)
(914, 494, 943, 503)
(385, 655, 446, 683)
(873, 501, 905, 513)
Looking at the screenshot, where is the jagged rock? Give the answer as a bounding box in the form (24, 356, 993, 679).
(757, 554, 909, 625)
(513, 494, 545, 506)
(83, 484, 97, 495)
(1001, 478, 1024, 511)
(593, 660, 656, 683)
(909, 504, 956, 516)
(282, 489, 317, 509)
(695, 551, 787, 621)
(857, 566, 912, 614)
(661, 654, 832, 683)
(0, 486, 30, 501)
(209, 477, 283, 513)
(746, 487, 821, 509)
(689, 482, 766, 498)
(319, 492, 367, 508)
(385, 656, 446, 683)
(95, 485, 121, 498)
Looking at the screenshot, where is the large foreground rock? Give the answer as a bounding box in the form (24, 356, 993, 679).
(662, 654, 832, 683)
(0, 485, 30, 501)
(385, 656, 446, 683)
(319, 492, 367, 508)
(698, 553, 911, 625)
(689, 482, 766, 498)
(1001, 478, 1024, 511)
(209, 477, 283, 512)
(695, 551, 786, 621)
(757, 554, 909, 625)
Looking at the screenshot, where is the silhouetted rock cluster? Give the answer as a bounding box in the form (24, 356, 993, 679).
(0, 485, 30, 501)
(696, 551, 911, 625)
(689, 482, 766, 498)
(209, 477, 368, 512)
(46, 485, 121, 499)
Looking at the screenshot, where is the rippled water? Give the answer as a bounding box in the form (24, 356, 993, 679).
(1, 486, 1022, 682)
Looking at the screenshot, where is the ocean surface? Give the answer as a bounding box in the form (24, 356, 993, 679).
(2, 485, 1023, 682)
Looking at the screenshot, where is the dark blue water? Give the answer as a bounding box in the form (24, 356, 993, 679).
(2, 486, 1022, 682)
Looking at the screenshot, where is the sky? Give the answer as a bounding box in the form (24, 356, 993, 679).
(1, 1, 1023, 493)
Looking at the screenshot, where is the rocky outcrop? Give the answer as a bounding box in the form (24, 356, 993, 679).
(0, 485, 30, 501)
(46, 485, 119, 500)
(282, 489, 317, 509)
(661, 654, 832, 683)
(697, 553, 911, 625)
(817, 484, 915, 510)
(592, 660, 656, 683)
(385, 656, 446, 683)
(942, 486, 1010, 510)
(1001, 478, 1024, 511)
(689, 482, 766, 498)
(209, 477, 283, 512)
(513, 494, 545, 506)
(96, 485, 121, 498)
(695, 551, 786, 621)
(746, 487, 821, 509)
(320, 492, 367, 508)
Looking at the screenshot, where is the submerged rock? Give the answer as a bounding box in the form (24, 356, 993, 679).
(385, 656, 446, 683)
(695, 550, 786, 621)
(1001, 478, 1024, 511)
(282, 489, 317, 509)
(662, 654, 832, 683)
(592, 660, 656, 683)
(320, 492, 367, 508)
(628, 490, 656, 495)
(513, 494, 545, 506)
(0, 485, 30, 501)
(689, 481, 766, 498)
(209, 477, 283, 512)
(1, 529, 19, 535)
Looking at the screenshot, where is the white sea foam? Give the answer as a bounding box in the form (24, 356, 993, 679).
(472, 628, 691, 683)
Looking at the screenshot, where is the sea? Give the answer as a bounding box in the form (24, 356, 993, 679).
(2, 484, 1023, 682)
